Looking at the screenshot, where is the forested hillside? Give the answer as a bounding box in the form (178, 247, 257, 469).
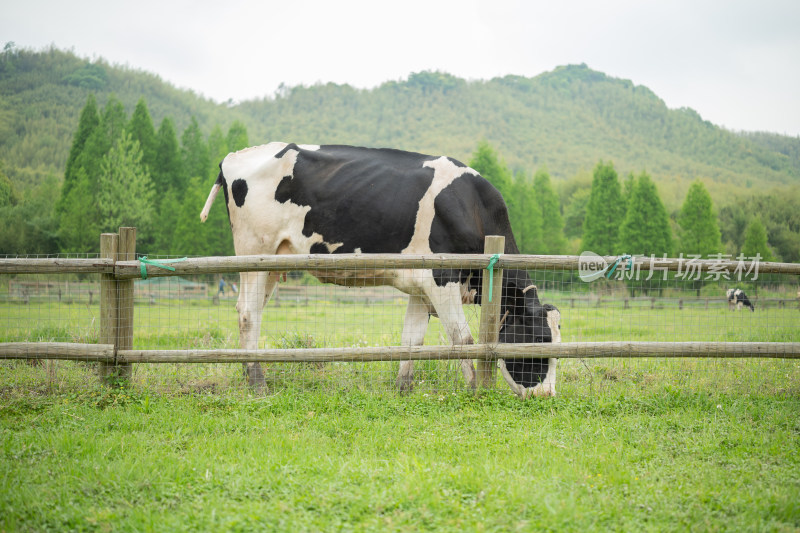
(0, 46, 230, 188)
(1, 45, 798, 260)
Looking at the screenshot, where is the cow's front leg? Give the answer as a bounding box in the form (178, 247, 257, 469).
(426, 281, 476, 390)
(236, 271, 276, 389)
(397, 295, 430, 392)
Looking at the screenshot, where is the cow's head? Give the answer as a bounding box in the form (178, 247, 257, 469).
(498, 283, 561, 344)
(495, 281, 561, 397)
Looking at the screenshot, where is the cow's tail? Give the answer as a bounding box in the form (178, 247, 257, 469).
(200, 175, 223, 223)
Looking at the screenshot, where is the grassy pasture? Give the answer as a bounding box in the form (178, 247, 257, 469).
(1, 387, 799, 531)
(1, 288, 799, 530)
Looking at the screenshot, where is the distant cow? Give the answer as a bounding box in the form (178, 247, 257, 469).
(727, 288, 755, 312)
(201, 143, 560, 397)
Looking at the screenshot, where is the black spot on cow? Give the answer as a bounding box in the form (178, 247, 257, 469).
(231, 179, 248, 207)
(310, 242, 329, 254)
(447, 157, 467, 168)
(277, 145, 437, 253)
(275, 176, 293, 204)
(430, 173, 514, 255)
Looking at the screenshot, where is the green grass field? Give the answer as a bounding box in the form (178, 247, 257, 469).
(2, 388, 799, 531)
(2, 290, 799, 530)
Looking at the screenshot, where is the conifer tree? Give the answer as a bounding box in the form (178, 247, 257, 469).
(75, 95, 127, 191)
(617, 172, 672, 256)
(622, 172, 635, 207)
(742, 218, 774, 261)
(152, 189, 180, 254)
(147, 118, 183, 253)
(582, 161, 625, 254)
(533, 169, 567, 254)
(507, 172, 542, 254)
(173, 175, 212, 256)
(97, 132, 154, 232)
(205, 125, 235, 256)
(563, 188, 590, 239)
(58, 94, 99, 216)
(678, 180, 722, 256)
(126, 98, 158, 173)
(58, 96, 127, 252)
(153, 117, 182, 193)
(207, 125, 228, 178)
(181, 117, 210, 191)
(59, 168, 97, 253)
(226, 121, 250, 152)
(469, 140, 513, 202)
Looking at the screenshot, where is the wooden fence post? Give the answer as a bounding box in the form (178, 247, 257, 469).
(99, 232, 119, 384)
(116, 227, 136, 381)
(98, 228, 136, 385)
(477, 235, 504, 388)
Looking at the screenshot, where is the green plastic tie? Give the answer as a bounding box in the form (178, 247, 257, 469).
(139, 256, 187, 280)
(485, 253, 501, 302)
(605, 254, 632, 279)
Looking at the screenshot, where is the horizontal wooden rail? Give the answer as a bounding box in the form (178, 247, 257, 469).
(4, 342, 798, 363)
(2, 255, 798, 278)
(114, 254, 800, 279)
(0, 342, 115, 361)
(116, 342, 800, 362)
(0, 258, 114, 275)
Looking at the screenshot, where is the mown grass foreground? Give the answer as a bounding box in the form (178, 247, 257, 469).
(1, 387, 798, 531)
(2, 284, 799, 530)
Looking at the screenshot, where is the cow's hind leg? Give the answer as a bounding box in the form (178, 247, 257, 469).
(237, 271, 279, 389)
(397, 295, 431, 392)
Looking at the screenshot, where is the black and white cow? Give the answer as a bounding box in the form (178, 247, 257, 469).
(727, 288, 755, 312)
(201, 143, 560, 397)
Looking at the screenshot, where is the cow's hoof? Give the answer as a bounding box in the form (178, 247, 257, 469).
(245, 363, 267, 392)
(460, 360, 477, 391)
(396, 374, 414, 394)
(524, 384, 556, 398)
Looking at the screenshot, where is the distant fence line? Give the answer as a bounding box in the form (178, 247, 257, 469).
(1, 227, 799, 389)
(5, 282, 798, 310)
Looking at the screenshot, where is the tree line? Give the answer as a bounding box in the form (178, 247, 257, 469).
(470, 142, 775, 262)
(0, 95, 246, 256)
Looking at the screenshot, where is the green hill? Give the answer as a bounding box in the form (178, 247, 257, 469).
(1, 46, 799, 257)
(236, 67, 800, 208)
(3, 48, 799, 196)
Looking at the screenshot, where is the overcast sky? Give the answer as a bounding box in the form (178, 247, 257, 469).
(3, 0, 799, 136)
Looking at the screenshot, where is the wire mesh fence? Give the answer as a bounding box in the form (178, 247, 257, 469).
(2, 247, 799, 398)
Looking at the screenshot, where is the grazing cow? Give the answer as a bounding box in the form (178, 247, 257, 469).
(201, 143, 560, 396)
(727, 288, 755, 312)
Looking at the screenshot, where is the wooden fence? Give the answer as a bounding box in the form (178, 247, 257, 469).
(2, 227, 800, 387)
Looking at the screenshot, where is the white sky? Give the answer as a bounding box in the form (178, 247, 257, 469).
(2, 0, 799, 136)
